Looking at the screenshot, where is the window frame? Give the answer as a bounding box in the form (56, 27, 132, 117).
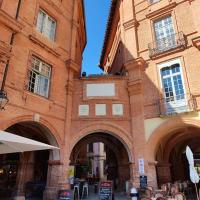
(28, 56, 52, 98)
(158, 58, 186, 96)
(157, 58, 189, 114)
(36, 8, 57, 41)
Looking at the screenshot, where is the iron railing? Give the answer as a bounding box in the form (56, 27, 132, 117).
(158, 93, 197, 116)
(148, 32, 186, 57)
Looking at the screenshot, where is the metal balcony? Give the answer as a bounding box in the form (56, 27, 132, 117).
(158, 93, 197, 116)
(148, 32, 186, 58)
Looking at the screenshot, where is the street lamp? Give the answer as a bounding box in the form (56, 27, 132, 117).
(0, 90, 8, 110)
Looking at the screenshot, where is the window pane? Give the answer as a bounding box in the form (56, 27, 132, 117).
(36, 10, 45, 33)
(50, 21, 56, 41)
(36, 9, 56, 41)
(154, 16, 174, 41)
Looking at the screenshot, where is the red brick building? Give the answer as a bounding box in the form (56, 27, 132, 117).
(0, 0, 86, 199)
(0, 0, 200, 199)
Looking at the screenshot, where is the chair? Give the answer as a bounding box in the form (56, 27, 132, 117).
(81, 182, 89, 199)
(146, 186, 154, 196)
(156, 197, 167, 200)
(74, 183, 80, 199)
(174, 192, 186, 200)
(155, 193, 164, 199)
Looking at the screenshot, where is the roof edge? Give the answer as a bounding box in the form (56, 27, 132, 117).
(82, 0, 87, 50)
(99, 0, 118, 70)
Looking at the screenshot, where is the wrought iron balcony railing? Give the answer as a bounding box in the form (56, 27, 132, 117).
(158, 93, 197, 116)
(148, 32, 186, 58)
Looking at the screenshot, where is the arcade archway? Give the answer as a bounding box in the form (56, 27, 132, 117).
(0, 121, 60, 199)
(155, 125, 200, 187)
(70, 132, 131, 192)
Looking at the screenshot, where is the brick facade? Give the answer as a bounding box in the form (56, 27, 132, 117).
(0, 0, 200, 199)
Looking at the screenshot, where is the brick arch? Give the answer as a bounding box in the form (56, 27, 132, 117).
(70, 122, 133, 163)
(0, 115, 61, 160)
(71, 136, 124, 164)
(146, 117, 200, 161)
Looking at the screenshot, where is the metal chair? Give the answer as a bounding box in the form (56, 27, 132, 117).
(81, 182, 89, 199)
(74, 183, 80, 200)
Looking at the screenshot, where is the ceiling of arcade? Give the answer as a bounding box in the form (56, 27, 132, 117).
(156, 126, 200, 162)
(6, 121, 55, 144)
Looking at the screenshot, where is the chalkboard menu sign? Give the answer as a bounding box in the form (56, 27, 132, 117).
(99, 181, 113, 200)
(58, 189, 72, 200)
(140, 175, 147, 188)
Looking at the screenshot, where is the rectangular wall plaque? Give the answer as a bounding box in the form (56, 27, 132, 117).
(86, 83, 115, 97)
(95, 104, 106, 116)
(79, 105, 89, 116)
(112, 104, 123, 116)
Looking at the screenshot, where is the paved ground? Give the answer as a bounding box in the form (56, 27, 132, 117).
(84, 192, 127, 200)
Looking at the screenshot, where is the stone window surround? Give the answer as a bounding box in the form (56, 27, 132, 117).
(157, 57, 187, 99)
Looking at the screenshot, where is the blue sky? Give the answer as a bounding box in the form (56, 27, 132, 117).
(82, 0, 110, 75)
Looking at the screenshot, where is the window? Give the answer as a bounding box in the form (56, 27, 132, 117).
(159, 59, 188, 114)
(28, 56, 51, 98)
(36, 9, 56, 41)
(154, 16, 176, 51)
(161, 64, 184, 102)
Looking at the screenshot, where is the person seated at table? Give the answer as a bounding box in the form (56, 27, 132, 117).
(170, 185, 179, 197)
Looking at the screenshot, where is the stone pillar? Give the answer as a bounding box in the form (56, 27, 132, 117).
(147, 161, 158, 188)
(14, 152, 34, 200)
(120, 0, 139, 61)
(125, 58, 147, 187)
(156, 162, 172, 186)
(43, 160, 63, 200)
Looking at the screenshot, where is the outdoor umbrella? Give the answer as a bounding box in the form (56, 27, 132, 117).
(0, 130, 59, 154)
(186, 145, 199, 200)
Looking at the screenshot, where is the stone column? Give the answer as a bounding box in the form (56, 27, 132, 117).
(43, 160, 63, 200)
(125, 58, 147, 187)
(147, 161, 158, 188)
(57, 65, 75, 190)
(14, 152, 34, 200)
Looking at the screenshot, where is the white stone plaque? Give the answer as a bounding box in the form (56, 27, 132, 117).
(112, 104, 123, 115)
(79, 105, 89, 116)
(138, 158, 145, 175)
(86, 83, 115, 97)
(95, 104, 106, 116)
